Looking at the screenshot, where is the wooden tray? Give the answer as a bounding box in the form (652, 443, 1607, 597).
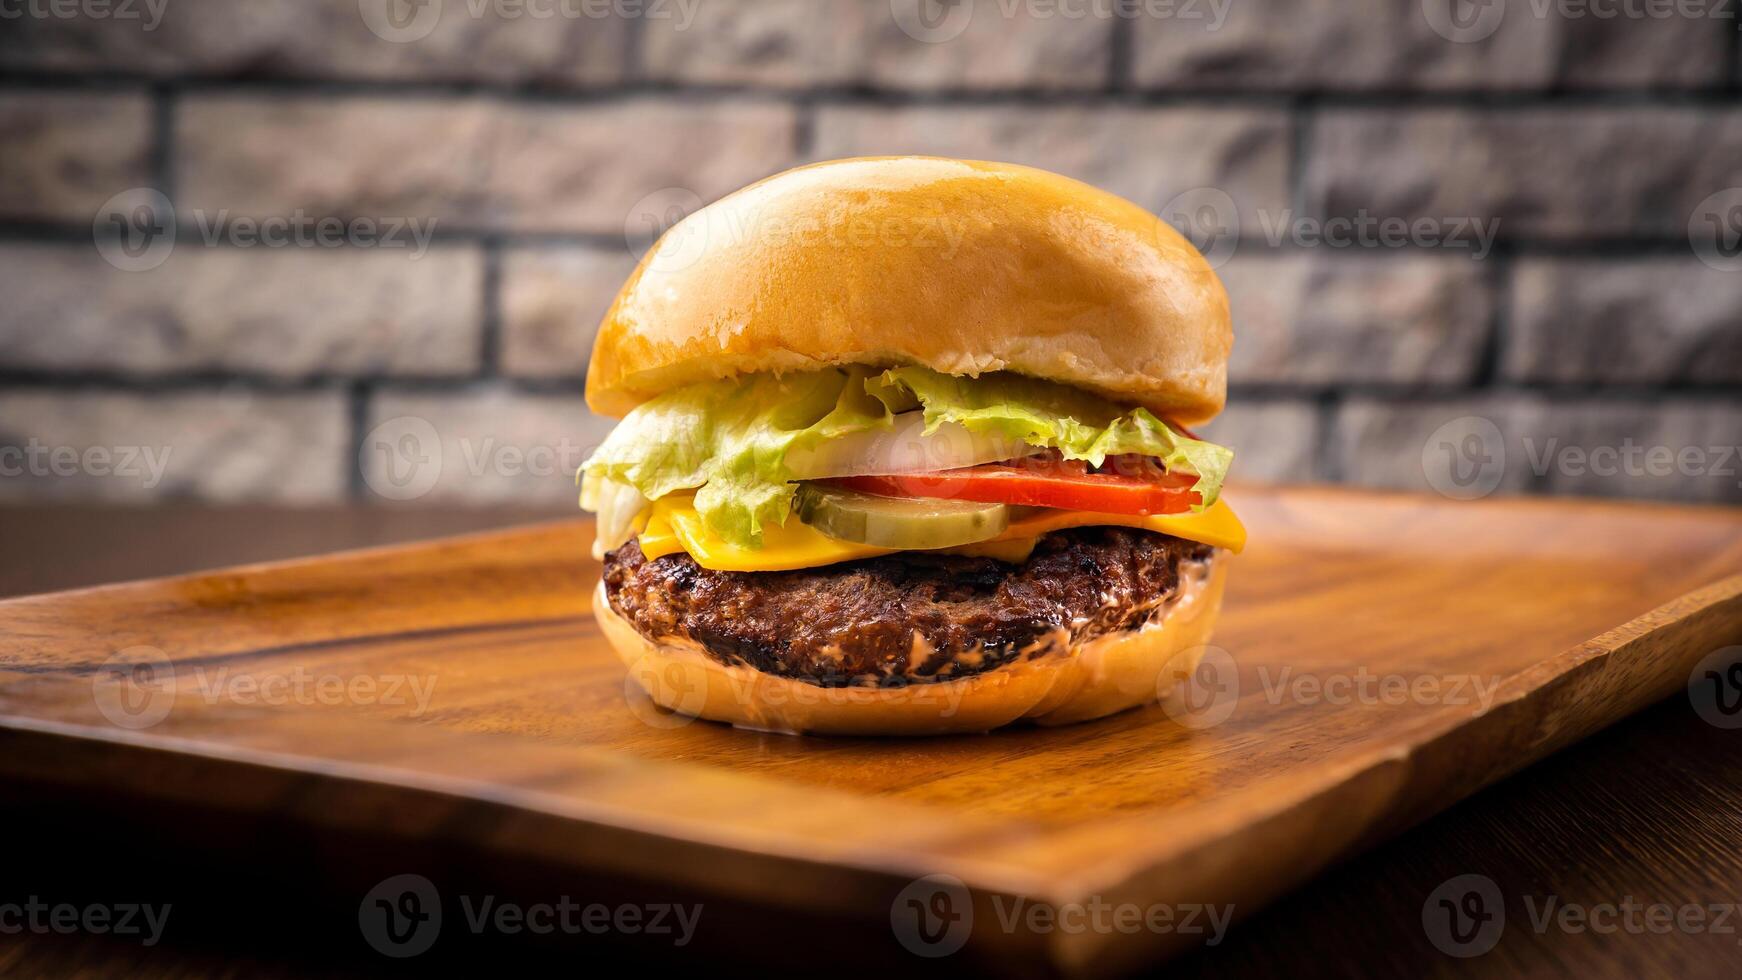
(2, 486, 1739, 976)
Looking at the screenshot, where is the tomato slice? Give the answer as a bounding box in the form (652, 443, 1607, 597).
(828, 459, 1200, 516)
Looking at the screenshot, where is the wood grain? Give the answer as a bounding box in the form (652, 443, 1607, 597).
(1, 486, 1739, 977)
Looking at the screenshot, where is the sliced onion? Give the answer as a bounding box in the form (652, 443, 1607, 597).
(581, 471, 649, 558)
(784, 413, 1030, 480)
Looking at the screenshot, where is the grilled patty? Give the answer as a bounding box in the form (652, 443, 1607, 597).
(602, 526, 1213, 687)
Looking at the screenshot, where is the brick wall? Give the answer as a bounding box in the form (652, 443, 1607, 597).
(1, 0, 1739, 507)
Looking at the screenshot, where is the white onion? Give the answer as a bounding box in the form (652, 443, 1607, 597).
(784, 412, 1028, 480)
(581, 472, 649, 558)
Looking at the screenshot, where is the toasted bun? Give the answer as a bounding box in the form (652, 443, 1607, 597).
(596, 552, 1227, 736)
(586, 157, 1231, 425)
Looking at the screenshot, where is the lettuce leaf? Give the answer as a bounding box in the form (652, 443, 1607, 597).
(583, 368, 894, 545)
(582, 366, 1233, 548)
(870, 367, 1234, 510)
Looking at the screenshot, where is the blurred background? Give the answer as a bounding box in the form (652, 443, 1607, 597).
(2, 0, 1740, 521)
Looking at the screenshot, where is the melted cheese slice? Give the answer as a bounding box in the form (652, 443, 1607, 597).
(637, 494, 1246, 572)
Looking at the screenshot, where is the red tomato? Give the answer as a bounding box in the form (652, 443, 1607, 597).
(828, 460, 1200, 516)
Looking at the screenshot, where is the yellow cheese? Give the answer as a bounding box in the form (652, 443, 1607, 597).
(636, 494, 1247, 572)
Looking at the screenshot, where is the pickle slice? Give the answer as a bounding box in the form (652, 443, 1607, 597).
(794, 484, 1009, 550)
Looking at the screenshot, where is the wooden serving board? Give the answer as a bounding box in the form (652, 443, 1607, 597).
(2, 487, 1740, 976)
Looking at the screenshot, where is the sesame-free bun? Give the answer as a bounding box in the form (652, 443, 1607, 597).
(596, 553, 1227, 736)
(586, 157, 1231, 425)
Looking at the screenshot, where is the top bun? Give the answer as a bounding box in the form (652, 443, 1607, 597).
(586, 157, 1231, 424)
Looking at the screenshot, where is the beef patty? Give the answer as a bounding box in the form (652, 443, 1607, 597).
(602, 526, 1214, 687)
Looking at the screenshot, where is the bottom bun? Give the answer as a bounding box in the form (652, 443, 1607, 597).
(597, 549, 1229, 736)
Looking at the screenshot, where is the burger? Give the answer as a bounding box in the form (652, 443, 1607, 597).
(580, 157, 1243, 736)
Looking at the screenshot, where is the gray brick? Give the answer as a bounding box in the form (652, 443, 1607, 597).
(1304, 108, 1742, 240)
(1222, 252, 1494, 386)
(1199, 400, 1321, 485)
(1333, 396, 1742, 503)
(0, 243, 481, 377)
(0, 0, 630, 85)
(501, 247, 640, 379)
(646, 0, 1109, 90)
(364, 389, 619, 504)
(862, 0, 1112, 90)
(0, 91, 152, 223)
(1133, 0, 1728, 91)
(176, 96, 797, 235)
(1505, 258, 1742, 385)
(812, 106, 1290, 233)
(1333, 397, 1531, 497)
(641, 0, 867, 87)
(0, 390, 347, 502)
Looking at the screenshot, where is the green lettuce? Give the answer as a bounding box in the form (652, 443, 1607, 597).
(582, 366, 1233, 548)
(868, 368, 1234, 499)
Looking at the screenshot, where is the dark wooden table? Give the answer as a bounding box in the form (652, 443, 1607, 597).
(2, 504, 1738, 978)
